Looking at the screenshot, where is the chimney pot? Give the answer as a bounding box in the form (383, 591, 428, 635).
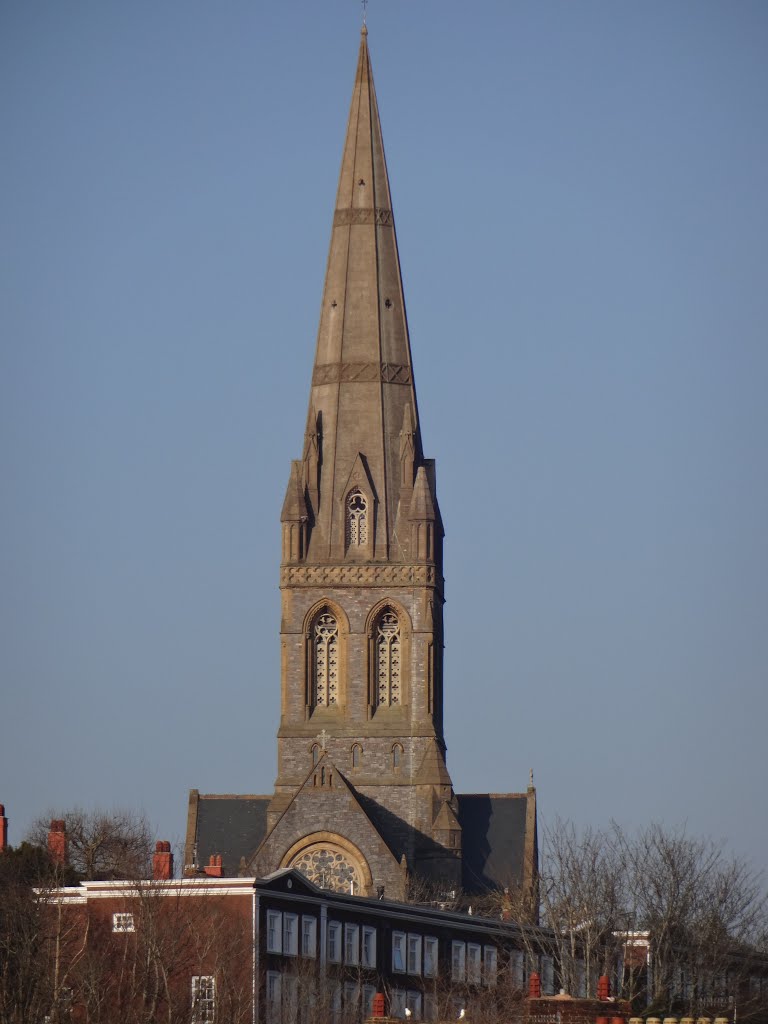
(48, 819, 67, 865)
(152, 840, 174, 880)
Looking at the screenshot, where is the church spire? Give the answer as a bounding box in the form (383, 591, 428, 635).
(294, 26, 431, 564)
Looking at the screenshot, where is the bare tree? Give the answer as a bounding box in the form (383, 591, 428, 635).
(27, 806, 154, 880)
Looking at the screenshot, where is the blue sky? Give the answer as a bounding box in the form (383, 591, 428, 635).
(1, 1, 767, 874)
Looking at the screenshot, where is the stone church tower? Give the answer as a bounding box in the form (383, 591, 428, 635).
(185, 27, 537, 904)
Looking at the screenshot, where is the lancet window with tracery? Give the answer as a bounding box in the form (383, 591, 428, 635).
(346, 489, 368, 548)
(313, 613, 339, 707)
(376, 610, 401, 706)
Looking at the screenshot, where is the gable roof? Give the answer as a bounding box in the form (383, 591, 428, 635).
(186, 791, 271, 877)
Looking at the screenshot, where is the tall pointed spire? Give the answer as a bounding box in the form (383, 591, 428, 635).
(297, 26, 431, 563)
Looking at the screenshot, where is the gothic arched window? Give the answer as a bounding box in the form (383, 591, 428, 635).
(392, 743, 403, 771)
(345, 489, 368, 548)
(311, 743, 320, 766)
(376, 609, 401, 706)
(313, 612, 339, 707)
(351, 743, 362, 769)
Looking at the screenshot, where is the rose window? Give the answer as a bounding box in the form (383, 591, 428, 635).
(291, 845, 362, 894)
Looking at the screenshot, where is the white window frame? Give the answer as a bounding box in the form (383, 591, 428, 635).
(344, 923, 360, 965)
(451, 941, 466, 982)
(467, 942, 482, 984)
(484, 945, 498, 986)
(424, 936, 438, 978)
(343, 981, 360, 1011)
(393, 931, 406, 973)
(362, 925, 377, 968)
(267, 910, 282, 953)
(283, 912, 298, 956)
(112, 912, 135, 933)
(407, 934, 422, 976)
(301, 916, 317, 958)
(327, 920, 342, 963)
(191, 975, 216, 1024)
(424, 993, 438, 1022)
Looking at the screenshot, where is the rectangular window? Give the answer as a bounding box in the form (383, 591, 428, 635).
(363, 985, 377, 1019)
(467, 943, 482, 984)
(451, 941, 466, 982)
(484, 946, 498, 987)
(301, 916, 317, 957)
(424, 936, 438, 978)
(575, 958, 585, 998)
(267, 910, 282, 954)
(393, 931, 406, 973)
(344, 981, 360, 1012)
(510, 949, 525, 989)
(328, 921, 342, 963)
(362, 926, 377, 968)
(407, 991, 423, 1020)
(266, 971, 281, 1024)
(391, 989, 407, 1020)
(330, 982, 342, 1024)
(541, 955, 554, 996)
(344, 923, 360, 965)
(112, 912, 135, 933)
(283, 913, 298, 956)
(407, 934, 422, 976)
(424, 993, 438, 1022)
(284, 975, 299, 1024)
(191, 976, 216, 1024)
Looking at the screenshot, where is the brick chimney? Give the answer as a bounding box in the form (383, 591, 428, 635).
(528, 971, 542, 998)
(0, 804, 7, 852)
(48, 819, 67, 865)
(152, 840, 174, 880)
(203, 854, 223, 878)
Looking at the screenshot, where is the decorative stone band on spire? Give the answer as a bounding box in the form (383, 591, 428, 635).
(312, 362, 412, 386)
(334, 206, 393, 226)
(280, 564, 441, 587)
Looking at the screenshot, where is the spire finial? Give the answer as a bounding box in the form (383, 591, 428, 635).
(529, 768, 534, 787)
(361, 0, 368, 30)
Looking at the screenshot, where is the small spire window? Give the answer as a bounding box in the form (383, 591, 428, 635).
(346, 489, 368, 548)
(392, 743, 403, 771)
(313, 612, 339, 707)
(351, 743, 362, 769)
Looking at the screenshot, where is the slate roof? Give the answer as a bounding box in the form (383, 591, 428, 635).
(457, 793, 531, 893)
(190, 794, 270, 876)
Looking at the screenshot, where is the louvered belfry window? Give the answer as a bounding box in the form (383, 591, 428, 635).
(314, 613, 339, 706)
(346, 489, 368, 547)
(376, 610, 401, 706)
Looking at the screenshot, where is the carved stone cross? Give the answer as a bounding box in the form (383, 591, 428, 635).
(317, 729, 330, 751)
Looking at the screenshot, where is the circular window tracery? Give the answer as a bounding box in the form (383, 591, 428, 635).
(290, 843, 363, 894)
